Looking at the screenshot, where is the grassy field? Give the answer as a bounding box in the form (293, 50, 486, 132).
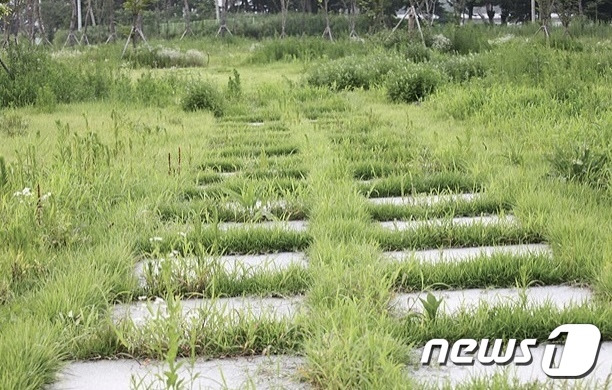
(0, 25, 611, 389)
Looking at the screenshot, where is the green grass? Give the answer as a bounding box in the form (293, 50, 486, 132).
(140, 258, 311, 298)
(0, 27, 610, 389)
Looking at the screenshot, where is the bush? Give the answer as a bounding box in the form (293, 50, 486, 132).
(549, 142, 610, 190)
(405, 43, 431, 63)
(387, 65, 445, 103)
(441, 54, 488, 82)
(182, 81, 225, 116)
(126, 46, 207, 68)
(449, 26, 491, 54)
(226, 69, 242, 100)
(0, 111, 28, 137)
(249, 37, 368, 64)
(431, 34, 452, 52)
(307, 54, 404, 90)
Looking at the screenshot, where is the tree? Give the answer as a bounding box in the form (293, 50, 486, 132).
(1, 0, 11, 75)
(320, 0, 332, 39)
(64, 0, 80, 46)
(556, 0, 579, 32)
(279, 0, 289, 37)
(217, 0, 231, 37)
(584, 0, 612, 21)
(181, 0, 193, 39)
(122, 0, 153, 55)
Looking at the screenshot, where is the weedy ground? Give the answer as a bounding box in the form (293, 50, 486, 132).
(0, 25, 610, 389)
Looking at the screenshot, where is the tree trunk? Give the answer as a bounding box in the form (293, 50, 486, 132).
(321, 0, 332, 40)
(348, 0, 358, 38)
(106, 0, 117, 43)
(486, 2, 495, 24)
(181, 0, 192, 38)
(65, 0, 79, 46)
(280, 0, 288, 37)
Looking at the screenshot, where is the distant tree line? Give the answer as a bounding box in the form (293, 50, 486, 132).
(0, 0, 610, 45)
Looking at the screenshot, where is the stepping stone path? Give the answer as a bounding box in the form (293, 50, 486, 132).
(383, 243, 551, 264)
(371, 192, 605, 386)
(136, 252, 308, 285)
(53, 157, 607, 388)
(389, 286, 592, 316)
(113, 296, 304, 327)
(368, 193, 481, 206)
(218, 220, 308, 232)
(379, 215, 517, 231)
(51, 355, 308, 390)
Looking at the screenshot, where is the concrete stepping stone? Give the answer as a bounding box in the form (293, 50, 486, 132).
(217, 220, 308, 232)
(369, 193, 481, 207)
(135, 252, 308, 286)
(390, 286, 592, 316)
(51, 355, 308, 390)
(219, 171, 238, 178)
(379, 215, 517, 231)
(224, 199, 289, 212)
(113, 296, 304, 327)
(383, 244, 551, 264)
(408, 342, 612, 388)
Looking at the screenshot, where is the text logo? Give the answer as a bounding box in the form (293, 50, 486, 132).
(421, 324, 601, 379)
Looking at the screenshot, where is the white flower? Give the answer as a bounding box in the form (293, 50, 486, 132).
(13, 187, 33, 197)
(41, 192, 52, 201)
(149, 236, 163, 242)
(178, 231, 187, 238)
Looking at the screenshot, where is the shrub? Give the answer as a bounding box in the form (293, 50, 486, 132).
(127, 46, 207, 68)
(182, 81, 225, 116)
(387, 65, 444, 103)
(226, 69, 242, 100)
(0, 111, 28, 137)
(440, 54, 488, 82)
(249, 37, 368, 63)
(307, 54, 404, 90)
(405, 43, 431, 63)
(36, 85, 57, 112)
(431, 34, 452, 52)
(549, 142, 610, 190)
(449, 26, 491, 54)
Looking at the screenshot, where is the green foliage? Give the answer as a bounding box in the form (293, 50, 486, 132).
(307, 54, 404, 90)
(449, 26, 491, 54)
(226, 69, 242, 100)
(404, 43, 431, 63)
(386, 65, 444, 103)
(440, 54, 488, 82)
(249, 37, 368, 63)
(36, 85, 58, 112)
(419, 292, 443, 322)
(0, 111, 28, 136)
(182, 81, 225, 117)
(126, 46, 207, 68)
(0, 156, 7, 189)
(549, 142, 610, 190)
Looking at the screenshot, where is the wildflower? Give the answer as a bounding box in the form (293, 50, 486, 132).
(149, 237, 163, 242)
(41, 192, 52, 201)
(13, 187, 33, 197)
(178, 231, 187, 238)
